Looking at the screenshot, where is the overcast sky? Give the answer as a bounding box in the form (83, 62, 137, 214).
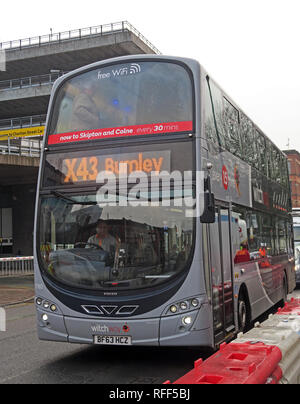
(0, 0, 299, 151)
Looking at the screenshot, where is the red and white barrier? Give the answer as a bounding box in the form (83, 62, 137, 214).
(165, 299, 300, 384)
(276, 298, 300, 316)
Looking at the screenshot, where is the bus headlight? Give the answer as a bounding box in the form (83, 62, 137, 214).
(170, 305, 178, 313)
(180, 302, 188, 310)
(191, 298, 199, 308)
(43, 301, 50, 309)
(50, 304, 57, 312)
(42, 314, 49, 322)
(36, 297, 43, 306)
(182, 316, 192, 326)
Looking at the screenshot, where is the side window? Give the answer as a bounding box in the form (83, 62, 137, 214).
(232, 209, 290, 260)
(223, 98, 242, 158)
(287, 219, 294, 255)
(260, 213, 273, 256)
(232, 208, 273, 262)
(255, 130, 267, 177)
(232, 207, 251, 264)
(280, 155, 289, 188)
(204, 78, 219, 150)
(250, 129, 260, 171)
(272, 147, 281, 184)
(208, 79, 226, 149)
(273, 218, 288, 255)
(244, 211, 273, 258)
(266, 139, 273, 179)
(240, 113, 255, 167)
(278, 219, 288, 254)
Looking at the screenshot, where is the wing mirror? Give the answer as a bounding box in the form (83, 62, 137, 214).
(200, 175, 215, 224)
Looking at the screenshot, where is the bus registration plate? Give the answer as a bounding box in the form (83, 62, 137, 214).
(94, 335, 132, 346)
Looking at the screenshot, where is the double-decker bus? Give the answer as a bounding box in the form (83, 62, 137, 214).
(34, 55, 296, 348)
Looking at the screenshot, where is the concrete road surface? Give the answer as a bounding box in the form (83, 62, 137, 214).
(0, 303, 211, 384)
(0, 287, 299, 384)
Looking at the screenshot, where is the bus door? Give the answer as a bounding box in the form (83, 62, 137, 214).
(209, 206, 235, 344)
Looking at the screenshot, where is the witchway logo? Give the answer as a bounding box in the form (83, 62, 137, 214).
(91, 324, 122, 333)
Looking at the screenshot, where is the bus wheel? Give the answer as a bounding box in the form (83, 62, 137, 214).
(238, 294, 249, 333)
(280, 274, 288, 306)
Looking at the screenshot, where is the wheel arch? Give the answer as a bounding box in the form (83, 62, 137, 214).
(237, 283, 252, 324)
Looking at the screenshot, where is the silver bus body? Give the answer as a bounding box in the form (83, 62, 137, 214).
(34, 55, 296, 348)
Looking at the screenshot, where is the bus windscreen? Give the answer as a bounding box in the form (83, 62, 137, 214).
(47, 61, 194, 145)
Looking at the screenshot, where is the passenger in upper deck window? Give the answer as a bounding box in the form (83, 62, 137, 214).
(69, 82, 100, 132)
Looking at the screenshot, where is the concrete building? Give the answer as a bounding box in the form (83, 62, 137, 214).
(283, 149, 300, 209)
(0, 21, 160, 256)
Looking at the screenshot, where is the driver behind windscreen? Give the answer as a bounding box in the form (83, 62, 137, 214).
(87, 220, 118, 256)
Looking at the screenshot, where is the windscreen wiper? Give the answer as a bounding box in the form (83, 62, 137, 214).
(51, 191, 97, 205)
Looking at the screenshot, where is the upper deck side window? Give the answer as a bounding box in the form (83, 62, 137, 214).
(204, 77, 289, 190)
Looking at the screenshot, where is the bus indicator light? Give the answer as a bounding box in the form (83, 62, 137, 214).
(180, 302, 188, 310)
(191, 299, 199, 308)
(36, 298, 43, 306)
(43, 301, 50, 309)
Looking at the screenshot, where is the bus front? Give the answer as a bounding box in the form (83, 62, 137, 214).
(34, 56, 212, 347)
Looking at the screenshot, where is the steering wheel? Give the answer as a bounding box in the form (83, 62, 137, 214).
(74, 242, 104, 251)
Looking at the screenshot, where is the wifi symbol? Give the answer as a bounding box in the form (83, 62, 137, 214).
(130, 64, 141, 74)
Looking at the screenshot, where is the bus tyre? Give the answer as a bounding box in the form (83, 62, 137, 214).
(238, 294, 249, 333)
(280, 274, 288, 307)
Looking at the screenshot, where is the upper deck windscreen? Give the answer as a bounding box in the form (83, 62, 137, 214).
(47, 61, 194, 145)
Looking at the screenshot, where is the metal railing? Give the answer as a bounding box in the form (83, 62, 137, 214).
(0, 114, 46, 131)
(0, 21, 161, 55)
(0, 72, 64, 92)
(0, 138, 42, 157)
(0, 257, 34, 277)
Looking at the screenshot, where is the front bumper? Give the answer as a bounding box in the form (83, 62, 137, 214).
(37, 304, 213, 347)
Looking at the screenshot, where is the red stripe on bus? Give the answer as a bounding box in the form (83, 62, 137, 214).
(47, 121, 193, 145)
